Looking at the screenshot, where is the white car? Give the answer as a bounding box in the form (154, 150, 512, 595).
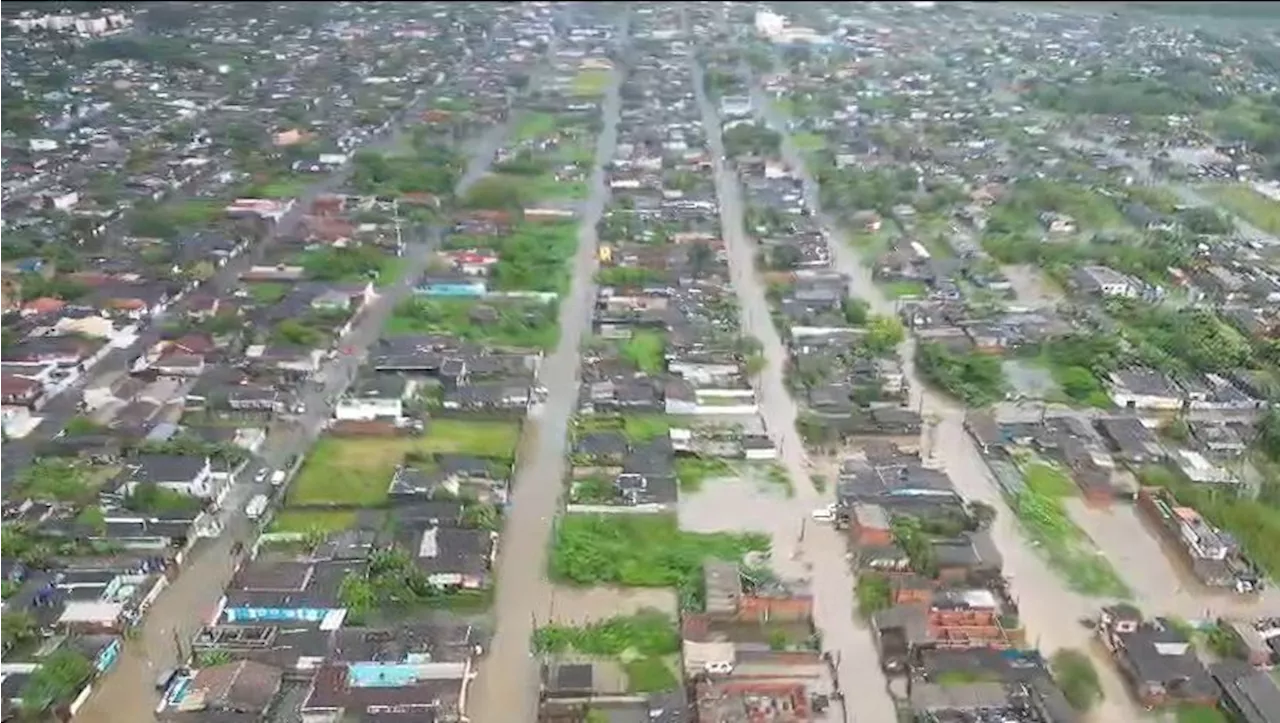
(254, 469, 268, 484)
(811, 504, 836, 522)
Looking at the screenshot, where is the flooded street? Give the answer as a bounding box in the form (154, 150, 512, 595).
(697, 67, 901, 723)
(466, 69, 622, 723)
(753, 88, 1148, 722)
(70, 115, 520, 723)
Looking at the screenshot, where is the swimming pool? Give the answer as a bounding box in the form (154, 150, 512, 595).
(347, 663, 419, 688)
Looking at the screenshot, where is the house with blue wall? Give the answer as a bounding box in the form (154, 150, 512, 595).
(215, 560, 361, 627)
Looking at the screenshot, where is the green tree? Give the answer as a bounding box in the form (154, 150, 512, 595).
(338, 572, 376, 623)
(2, 611, 37, 652)
(864, 315, 905, 356)
(462, 175, 525, 210)
(841, 298, 869, 326)
(20, 649, 93, 713)
(687, 242, 715, 279)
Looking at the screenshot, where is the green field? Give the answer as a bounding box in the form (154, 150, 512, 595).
(286, 420, 521, 507)
(1202, 183, 1280, 236)
(570, 68, 613, 97)
(269, 509, 358, 534)
(513, 112, 558, 142)
(792, 132, 826, 154)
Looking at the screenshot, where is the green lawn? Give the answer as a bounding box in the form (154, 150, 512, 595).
(385, 297, 560, 350)
(244, 176, 310, 199)
(514, 112, 558, 142)
(792, 132, 826, 154)
(269, 509, 358, 534)
(1202, 183, 1280, 236)
(521, 172, 589, 201)
(1022, 461, 1078, 497)
(417, 418, 522, 457)
(620, 330, 666, 374)
(286, 421, 520, 507)
(550, 514, 769, 608)
(881, 280, 928, 299)
(570, 68, 613, 97)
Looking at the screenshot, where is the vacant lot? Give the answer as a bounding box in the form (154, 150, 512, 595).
(286, 420, 521, 506)
(269, 509, 358, 534)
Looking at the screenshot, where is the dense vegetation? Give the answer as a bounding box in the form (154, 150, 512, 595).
(915, 342, 1006, 406)
(550, 514, 769, 609)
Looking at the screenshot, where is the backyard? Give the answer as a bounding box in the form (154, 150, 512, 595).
(386, 297, 560, 349)
(532, 610, 680, 693)
(286, 420, 521, 507)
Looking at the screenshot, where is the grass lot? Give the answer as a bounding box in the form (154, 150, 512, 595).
(533, 611, 680, 693)
(675, 456, 735, 492)
(1202, 182, 1280, 236)
(514, 112, 558, 142)
(791, 132, 826, 154)
(244, 176, 310, 199)
(386, 297, 560, 350)
(1023, 461, 1079, 497)
(550, 514, 769, 609)
(523, 172, 589, 201)
(287, 421, 520, 507)
(417, 418, 521, 456)
(620, 330, 666, 374)
(247, 282, 289, 304)
(269, 509, 358, 534)
(1009, 456, 1130, 598)
(570, 68, 613, 97)
(881, 280, 928, 299)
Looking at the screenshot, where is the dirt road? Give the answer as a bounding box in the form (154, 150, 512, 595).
(465, 68, 623, 723)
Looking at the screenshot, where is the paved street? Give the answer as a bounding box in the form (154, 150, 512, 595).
(695, 67, 902, 723)
(68, 115, 516, 723)
(466, 66, 623, 723)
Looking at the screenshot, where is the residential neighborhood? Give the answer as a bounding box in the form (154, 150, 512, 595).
(4, 3, 1280, 723)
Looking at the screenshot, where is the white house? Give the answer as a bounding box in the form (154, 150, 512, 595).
(1107, 368, 1183, 411)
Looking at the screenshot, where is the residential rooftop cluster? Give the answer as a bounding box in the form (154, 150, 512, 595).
(5, 3, 1280, 723)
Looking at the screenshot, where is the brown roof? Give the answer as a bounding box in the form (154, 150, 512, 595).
(180, 660, 281, 712)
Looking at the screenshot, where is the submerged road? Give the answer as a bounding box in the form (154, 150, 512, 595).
(70, 115, 517, 723)
(467, 66, 623, 723)
(694, 65, 902, 723)
(751, 85, 1147, 722)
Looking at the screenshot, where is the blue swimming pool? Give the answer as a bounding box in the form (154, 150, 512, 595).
(347, 662, 418, 688)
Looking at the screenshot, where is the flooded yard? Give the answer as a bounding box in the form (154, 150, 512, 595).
(1003, 263, 1064, 307)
